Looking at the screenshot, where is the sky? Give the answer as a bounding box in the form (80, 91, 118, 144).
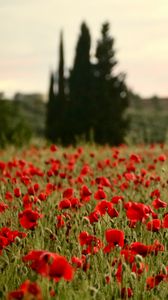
(0, 0, 168, 98)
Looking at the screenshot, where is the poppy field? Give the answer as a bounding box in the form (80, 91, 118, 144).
(1, 143, 168, 299)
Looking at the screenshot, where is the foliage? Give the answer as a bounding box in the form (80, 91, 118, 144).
(46, 22, 129, 146)
(69, 22, 93, 141)
(94, 22, 129, 145)
(0, 100, 32, 147)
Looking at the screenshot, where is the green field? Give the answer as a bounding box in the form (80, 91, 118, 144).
(1, 143, 168, 299)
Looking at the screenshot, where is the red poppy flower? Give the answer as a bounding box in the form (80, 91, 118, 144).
(23, 250, 74, 282)
(111, 195, 124, 204)
(130, 153, 141, 163)
(80, 185, 92, 202)
(58, 199, 71, 210)
(107, 206, 119, 218)
(38, 192, 47, 201)
(14, 188, 21, 198)
(163, 213, 168, 228)
(125, 202, 151, 223)
(151, 190, 160, 201)
(50, 144, 58, 152)
(88, 210, 101, 223)
(78, 232, 102, 254)
(158, 154, 166, 162)
(5, 191, 13, 201)
(79, 231, 89, 246)
(121, 249, 136, 264)
(71, 256, 83, 268)
(8, 280, 43, 300)
(95, 200, 111, 215)
(94, 189, 107, 200)
(19, 209, 42, 230)
(63, 188, 74, 198)
(0, 202, 8, 213)
(129, 242, 150, 257)
(146, 274, 166, 289)
(95, 176, 111, 187)
(56, 215, 65, 228)
(104, 229, 124, 253)
(152, 198, 167, 209)
(48, 255, 74, 282)
(146, 219, 161, 232)
(121, 287, 133, 298)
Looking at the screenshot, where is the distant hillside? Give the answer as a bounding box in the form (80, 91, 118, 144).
(13, 93, 46, 137)
(1, 91, 168, 144)
(127, 92, 168, 144)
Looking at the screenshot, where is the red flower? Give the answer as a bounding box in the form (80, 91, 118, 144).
(95, 176, 111, 187)
(5, 191, 13, 202)
(0, 227, 26, 254)
(130, 153, 141, 163)
(50, 144, 58, 152)
(0, 202, 8, 213)
(129, 242, 150, 257)
(121, 287, 133, 298)
(48, 255, 74, 282)
(111, 195, 124, 204)
(71, 256, 83, 268)
(150, 189, 160, 198)
(19, 209, 42, 230)
(14, 188, 21, 198)
(125, 202, 150, 223)
(158, 154, 166, 162)
(162, 213, 168, 228)
(80, 185, 92, 202)
(146, 219, 161, 232)
(58, 199, 71, 210)
(88, 210, 101, 224)
(8, 280, 43, 300)
(23, 250, 74, 282)
(104, 229, 124, 252)
(121, 249, 136, 264)
(95, 200, 110, 215)
(56, 215, 65, 228)
(146, 274, 166, 289)
(94, 189, 107, 200)
(38, 192, 47, 201)
(63, 188, 74, 198)
(152, 198, 167, 209)
(78, 231, 102, 254)
(79, 231, 89, 246)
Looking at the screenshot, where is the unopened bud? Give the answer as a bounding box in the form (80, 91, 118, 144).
(135, 254, 143, 263)
(130, 272, 137, 280)
(161, 265, 167, 275)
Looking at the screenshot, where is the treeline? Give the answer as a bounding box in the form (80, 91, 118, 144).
(0, 99, 32, 147)
(46, 22, 130, 145)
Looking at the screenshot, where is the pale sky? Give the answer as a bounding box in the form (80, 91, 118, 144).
(0, 0, 168, 98)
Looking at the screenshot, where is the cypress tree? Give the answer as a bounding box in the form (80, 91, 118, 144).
(94, 22, 129, 145)
(46, 72, 56, 141)
(57, 31, 73, 145)
(58, 31, 65, 101)
(69, 22, 93, 141)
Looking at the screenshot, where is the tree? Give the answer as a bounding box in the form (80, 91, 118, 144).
(46, 32, 68, 144)
(45, 72, 56, 141)
(58, 31, 65, 102)
(93, 22, 129, 145)
(69, 22, 93, 141)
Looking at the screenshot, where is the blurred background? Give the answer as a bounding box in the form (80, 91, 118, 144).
(0, 0, 168, 147)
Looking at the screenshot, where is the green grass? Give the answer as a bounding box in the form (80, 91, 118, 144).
(1, 143, 168, 299)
